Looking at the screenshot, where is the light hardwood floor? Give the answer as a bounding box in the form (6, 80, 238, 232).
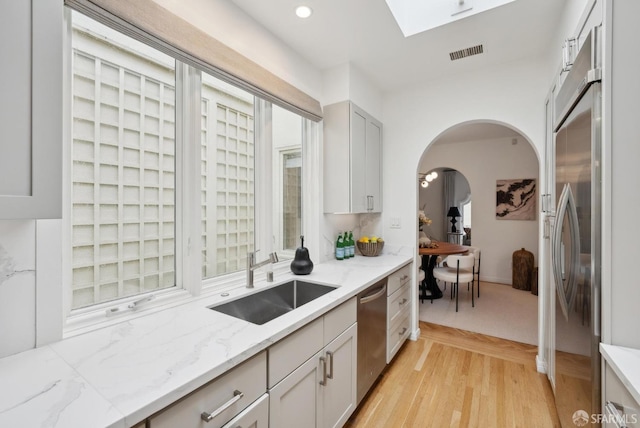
(345, 322, 560, 428)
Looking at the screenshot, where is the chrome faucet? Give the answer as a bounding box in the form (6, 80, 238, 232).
(247, 250, 279, 288)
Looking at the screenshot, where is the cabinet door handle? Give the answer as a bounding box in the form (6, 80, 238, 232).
(367, 195, 373, 211)
(399, 298, 408, 306)
(399, 327, 408, 336)
(326, 351, 334, 379)
(400, 275, 409, 282)
(319, 356, 327, 386)
(201, 390, 244, 422)
(604, 401, 630, 428)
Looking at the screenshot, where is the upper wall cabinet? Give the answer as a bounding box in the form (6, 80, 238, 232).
(323, 101, 382, 213)
(0, 1, 62, 219)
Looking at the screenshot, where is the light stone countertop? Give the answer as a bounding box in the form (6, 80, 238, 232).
(600, 343, 640, 406)
(0, 249, 413, 428)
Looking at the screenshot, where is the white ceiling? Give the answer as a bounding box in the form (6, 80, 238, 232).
(230, 0, 566, 93)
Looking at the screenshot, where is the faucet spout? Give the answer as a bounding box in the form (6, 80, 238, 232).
(246, 251, 279, 288)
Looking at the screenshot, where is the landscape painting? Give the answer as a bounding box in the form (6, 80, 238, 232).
(496, 178, 536, 220)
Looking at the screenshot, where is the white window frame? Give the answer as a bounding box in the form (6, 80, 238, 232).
(58, 8, 315, 336)
(274, 147, 303, 259)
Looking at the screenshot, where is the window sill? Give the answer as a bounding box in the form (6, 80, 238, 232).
(63, 260, 293, 338)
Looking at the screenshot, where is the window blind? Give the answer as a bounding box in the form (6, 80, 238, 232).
(65, 0, 323, 121)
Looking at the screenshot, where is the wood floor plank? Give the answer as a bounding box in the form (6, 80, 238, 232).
(344, 322, 561, 428)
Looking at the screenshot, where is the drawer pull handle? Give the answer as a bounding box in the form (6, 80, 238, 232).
(326, 351, 334, 379)
(400, 275, 409, 281)
(399, 327, 408, 336)
(605, 401, 631, 428)
(319, 356, 328, 386)
(201, 390, 244, 422)
(399, 298, 408, 306)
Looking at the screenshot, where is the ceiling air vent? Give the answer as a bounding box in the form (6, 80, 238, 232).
(449, 44, 484, 61)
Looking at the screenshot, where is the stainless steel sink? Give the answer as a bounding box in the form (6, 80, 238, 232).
(209, 280, 337, 325)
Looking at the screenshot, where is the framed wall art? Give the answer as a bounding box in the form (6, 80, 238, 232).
(496, 178, 536, 220)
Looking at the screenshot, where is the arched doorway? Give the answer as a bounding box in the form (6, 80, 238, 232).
(417, 122, 541, 346)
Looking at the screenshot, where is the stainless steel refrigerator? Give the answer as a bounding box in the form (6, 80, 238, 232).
(552, 26, 602, 426)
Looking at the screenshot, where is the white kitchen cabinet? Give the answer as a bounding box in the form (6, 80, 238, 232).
(221, 394, 269, 428)
(386, 263, 412, 363)
(322, 323, 358, 428)
(269, 347, 323, 427)
(148, 352, 267, 428)
(268, 298, 357, 428)
(269, 324, 357, 428)
(0, 0, 62, 219)
(603, 360, 640, 427)
(604, 0, 640, 350)
(323, 101, 382, 213)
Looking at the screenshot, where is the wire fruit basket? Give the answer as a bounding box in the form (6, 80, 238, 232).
(357, 241, 384, 257)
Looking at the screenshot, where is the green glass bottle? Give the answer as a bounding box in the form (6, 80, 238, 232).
(348, 231, 355, 258)
(343, 231, 350, 259)
(335, 233, 344, 260)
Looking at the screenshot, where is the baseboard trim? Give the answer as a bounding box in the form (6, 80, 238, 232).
(410, 327, 420, 341)
(480, 275, 511, 285)
(536, 354, 547, 373)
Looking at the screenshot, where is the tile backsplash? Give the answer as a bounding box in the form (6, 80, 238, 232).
(321, 213, 382, 261)
(0, 220, 36, 358)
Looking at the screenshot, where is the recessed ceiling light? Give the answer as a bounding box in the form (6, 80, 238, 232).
(295, 5, 313, 18)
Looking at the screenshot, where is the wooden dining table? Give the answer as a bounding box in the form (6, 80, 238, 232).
(418, 242, 469, 301)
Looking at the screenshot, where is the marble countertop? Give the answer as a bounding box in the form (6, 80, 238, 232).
(600, 343, 640, 405)
(0, 251, 413, 428)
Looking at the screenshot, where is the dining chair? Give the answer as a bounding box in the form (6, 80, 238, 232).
(466, 246, 481, 298)
(417, 266, 426, 303)
(433, 254, 475, 312)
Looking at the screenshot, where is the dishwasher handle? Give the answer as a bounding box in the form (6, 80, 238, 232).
(359, 284, 387, 304)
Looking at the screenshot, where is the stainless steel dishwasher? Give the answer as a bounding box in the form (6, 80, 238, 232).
(357, 278, 388, 404)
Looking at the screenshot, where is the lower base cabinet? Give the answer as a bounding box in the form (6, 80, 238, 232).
(221, 394, 268, 428)
(386, 264, 412, 363)
(148, 352, 266, 428)
(603, 362, 640, 428)
(269, 323, 357, 428)
(146, 298, 358, 428)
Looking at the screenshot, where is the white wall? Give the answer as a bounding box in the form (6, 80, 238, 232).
(155, 0, 323, 102)
(420, 138, 539, 284)
(0, 0, 591, 359)
(322, 63, 384, 120)
(380, 57, 547, 250)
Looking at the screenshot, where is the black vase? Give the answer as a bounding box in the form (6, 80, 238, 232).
(290, 235, 313, 275)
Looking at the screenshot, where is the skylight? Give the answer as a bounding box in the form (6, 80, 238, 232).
(384, 0, 516, 37)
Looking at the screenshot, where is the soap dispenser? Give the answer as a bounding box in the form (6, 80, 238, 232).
(290, 235, 314, 275)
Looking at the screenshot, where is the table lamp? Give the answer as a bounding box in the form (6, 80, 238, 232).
(447, 207, 461, 233)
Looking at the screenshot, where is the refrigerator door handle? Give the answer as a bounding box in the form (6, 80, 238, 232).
(552, 184, 581, 321)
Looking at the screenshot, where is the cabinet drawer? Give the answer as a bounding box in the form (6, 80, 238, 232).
(387, 312, 410, 363)
(221, 393, 268, 428)
(387, 263, 411, 296)
(324, 298, 356, 346)
(388, 282, 411, 327)
(148, 351, 266, 428)
(269, 317, 323, 388)
(604, 364, 640, 428)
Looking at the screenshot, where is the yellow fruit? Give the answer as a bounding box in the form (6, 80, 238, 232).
(370, 237, 378, 243)
(359, 237, 370, 243)
(377, 237, 384, 242)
